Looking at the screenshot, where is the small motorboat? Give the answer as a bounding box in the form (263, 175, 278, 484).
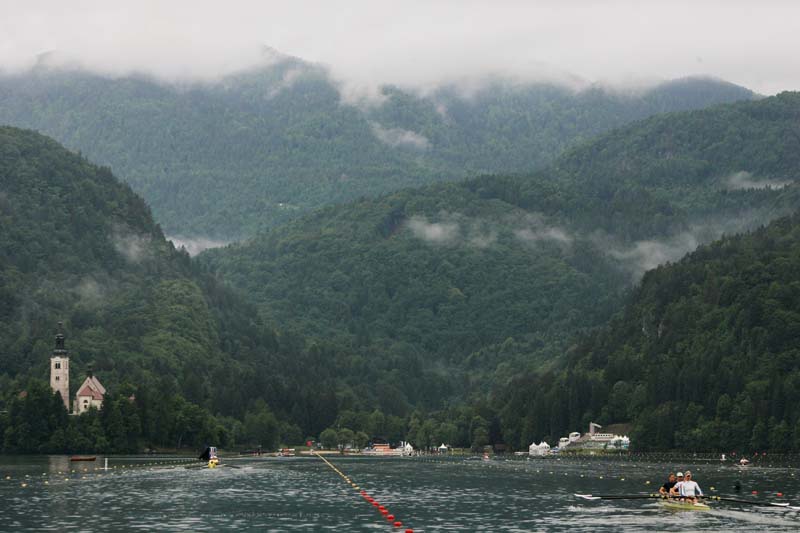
(70, 455, 97, 462)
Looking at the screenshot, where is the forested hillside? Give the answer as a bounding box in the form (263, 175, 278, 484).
(0, 54, 754, 239)
(3, 92, 799, 455)
(0, 126, 349, 453)
(203, 93, 800, 416)
(496, 212, 800, 452)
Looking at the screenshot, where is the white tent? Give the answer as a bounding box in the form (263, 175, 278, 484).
(529, 441, 550, 456)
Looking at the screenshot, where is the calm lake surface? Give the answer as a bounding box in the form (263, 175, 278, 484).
(2, 454, 800, 531)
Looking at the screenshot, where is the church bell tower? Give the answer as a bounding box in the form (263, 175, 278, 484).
(50, 322, 70, 412)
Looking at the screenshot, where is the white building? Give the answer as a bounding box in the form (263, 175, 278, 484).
(608, 435, 630, 449)
(74, 370, 106, 414)
(529, 441, 550, 456)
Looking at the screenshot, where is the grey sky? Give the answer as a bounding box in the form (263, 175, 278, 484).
(1, 0, 798, 95)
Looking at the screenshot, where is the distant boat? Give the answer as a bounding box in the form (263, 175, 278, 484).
(70, 455, 96, 462)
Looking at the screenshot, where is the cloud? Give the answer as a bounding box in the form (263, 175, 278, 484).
(407, 216, 459, 244)
(112, 226, 151, 263)
(513, 214, 573, 247)
(514, 227, 573, 246)
(724, 171, 793, 191)
(73, 275, 116, 308)
(599, 206, 796, 281)
(606, 232, 700, 280)
(468, 231, 498, 249)
(266, 66, 306, 98)
(75, 277, 105, 303)
(407, 212, 570, 250)
(168, 236, 229, 256)
(1, 1, 798, 95)
(369, 122, 430, 150)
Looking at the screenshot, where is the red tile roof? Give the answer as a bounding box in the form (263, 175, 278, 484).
(77, 382, 104, 401)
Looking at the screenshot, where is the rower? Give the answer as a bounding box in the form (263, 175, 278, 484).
(679, 470, 703, 504)
(659, 473, 677, 497)
(669, 472, 685, 499)
(199, 445, 212, 462)
(208, 446, 219, 468)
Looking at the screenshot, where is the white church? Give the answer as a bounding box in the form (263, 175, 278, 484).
(49, 323, 106, 415)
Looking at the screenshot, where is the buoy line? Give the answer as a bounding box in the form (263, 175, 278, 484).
(313, 453, 415, 532)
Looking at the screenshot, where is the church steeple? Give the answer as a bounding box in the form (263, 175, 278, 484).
(50, 322, 70, 412)
(53, 322, 67, 356)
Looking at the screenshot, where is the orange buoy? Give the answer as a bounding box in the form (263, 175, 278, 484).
(381, 509, 389, 515)
(394, 522, 402, 527)
(777, 492, 784, 497)
(752, 490, 758, 495)
(387, 514, 395, 520)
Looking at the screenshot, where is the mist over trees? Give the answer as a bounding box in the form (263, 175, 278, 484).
(2, 88, 800, 454)
(0, 62, 753, 239)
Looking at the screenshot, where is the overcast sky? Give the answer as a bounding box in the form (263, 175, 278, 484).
(1, 1, 799, 95)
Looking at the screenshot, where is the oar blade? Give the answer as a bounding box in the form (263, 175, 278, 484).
(714, 496, 793, 508)
(574, 493, 601, 500)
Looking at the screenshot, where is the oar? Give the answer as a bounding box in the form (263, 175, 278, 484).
(703, 495, 791, 508)
(575, 493, 663, 501)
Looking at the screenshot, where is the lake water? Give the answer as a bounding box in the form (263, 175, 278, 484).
(2, 454, 800, 531)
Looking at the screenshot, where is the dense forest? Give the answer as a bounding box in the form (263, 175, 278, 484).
(0, 126, 343, 453)
(3, 90, 800, 454)
(496, 212, 800, 452)
(202, 93, 800, 413)
(0, 126, 513, 454)
(0, 53, 754, 239)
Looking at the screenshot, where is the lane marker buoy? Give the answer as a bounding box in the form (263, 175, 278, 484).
(314, 452, 415, 532)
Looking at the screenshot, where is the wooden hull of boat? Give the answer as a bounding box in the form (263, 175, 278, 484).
(69, 456, 96, 462)
(659, 499, 710, 511)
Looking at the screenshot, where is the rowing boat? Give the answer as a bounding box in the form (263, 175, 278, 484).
(659, 499, 710, 511)
(576, 492, 795, 510)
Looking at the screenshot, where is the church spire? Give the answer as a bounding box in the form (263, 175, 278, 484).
(50, 322, 70, 412)
(53, 321, 67, 356)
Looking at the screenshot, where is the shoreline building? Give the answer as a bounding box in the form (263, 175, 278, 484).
(529, 441, 551, 456)
(74, 369, 106, 414)
(48, 323, 105, 414)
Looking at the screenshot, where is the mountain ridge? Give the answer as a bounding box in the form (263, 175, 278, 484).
(0, 60, 755, 239)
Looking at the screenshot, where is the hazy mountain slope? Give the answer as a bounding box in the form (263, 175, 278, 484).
(496, 211, 800, 452)
(0, 57, 754, 239)
(202, 93, 799, 399)
(0, 126, 344, 444)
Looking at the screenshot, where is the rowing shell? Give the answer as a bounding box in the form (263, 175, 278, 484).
(659, 499, 711, 511)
